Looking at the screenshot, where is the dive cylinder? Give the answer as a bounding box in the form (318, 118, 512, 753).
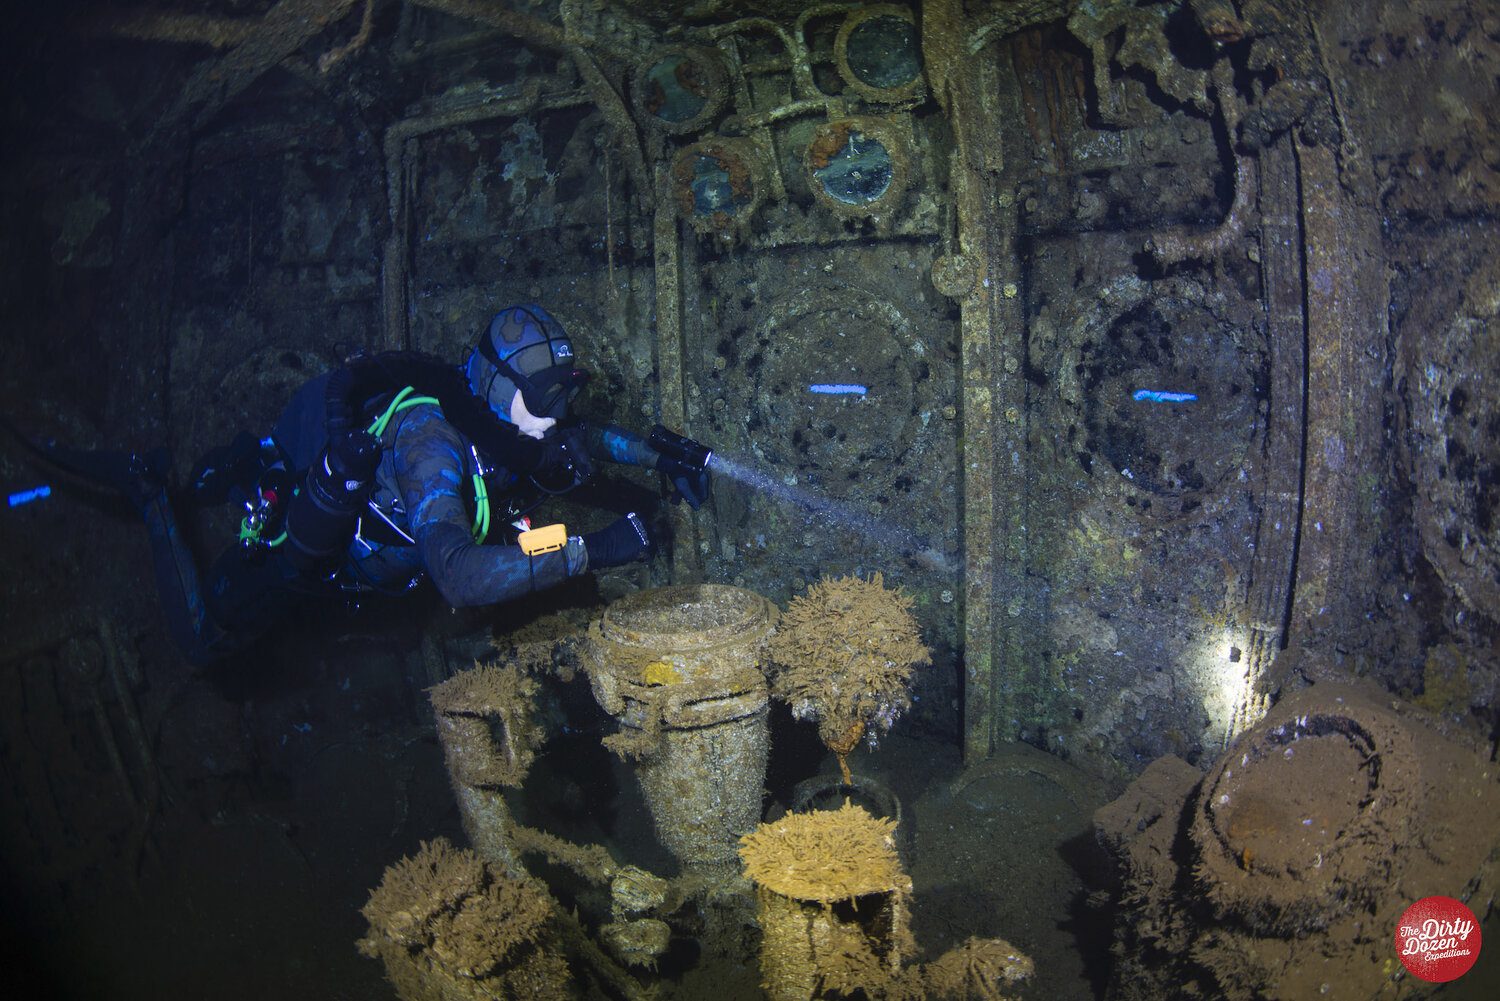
(284, 430, 381, 572)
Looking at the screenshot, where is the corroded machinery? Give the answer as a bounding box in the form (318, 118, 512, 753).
(358, 838, 572, 1001)
(585, 583, 777, 868)
(430, 663, 542, 874)
(366, 581, 1009, 998)
(740, 801, 915, 1000)
(739, 801, 1035, 1001)
(1095, 680, 1500, 1001)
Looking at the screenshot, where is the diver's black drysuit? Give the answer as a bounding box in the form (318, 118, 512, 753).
(138, 371, 660, 666)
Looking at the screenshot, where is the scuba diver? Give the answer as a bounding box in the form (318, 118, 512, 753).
(15, 304, 712, 665)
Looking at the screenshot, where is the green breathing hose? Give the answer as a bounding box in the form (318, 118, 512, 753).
(242, 387, 492, 548)
(368, 387, 491, 544)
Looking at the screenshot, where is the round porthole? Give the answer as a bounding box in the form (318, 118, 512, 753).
(805, 118, 908, 217)
(632, 47, 728, 134)
(672, 139, 764, 238)
(1041, 276, 1267, 522)
(715, 288, 922, 503)
(835, 5, 924, 103)
(1078, 295, 1261, 499)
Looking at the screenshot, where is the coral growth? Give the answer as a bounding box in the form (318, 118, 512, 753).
(918, 936, 1035, 1001)
(766, 572, 931, 780)
(492, 609, 595, 681)
(740, 805, 1034, 1001)
(602, 865, 672, 970)
(740, 802, 915, 1001)
(739, 800, 908, 903)
(600, 918, 671, 969)
(509, 823, 620, 886)
(358, 838, 570, 1001)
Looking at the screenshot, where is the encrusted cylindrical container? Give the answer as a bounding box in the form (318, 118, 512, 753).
(1188, 691, 1424, 936)
(586, 584, 776, 868)
(739, 802, 914, 1001)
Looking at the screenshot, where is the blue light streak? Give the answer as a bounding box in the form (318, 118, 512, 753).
(1133, 389, 1198, 404)
(8, 485, 52, 508)
(809, 384, 868, 396)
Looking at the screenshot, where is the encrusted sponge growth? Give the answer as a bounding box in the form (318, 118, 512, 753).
(919, 936, 1034, 1001)
(739, 800, 908, 902)
(740, 805, 1035, 1001)
(766, 572, 931, 778)
(358, 838, 571, 1000)
(430, 662, 542, 788)
(492, 609, 596, 681)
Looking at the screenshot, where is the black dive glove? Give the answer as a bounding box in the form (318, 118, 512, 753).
(658, 458, 710, 509)
(190, 431, 268, 505)
(582, 512, 651, 569)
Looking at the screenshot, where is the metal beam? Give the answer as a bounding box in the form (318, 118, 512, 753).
(152, 0, 360, 138)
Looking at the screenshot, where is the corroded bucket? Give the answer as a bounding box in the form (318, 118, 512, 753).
(586, 584, 776, 867)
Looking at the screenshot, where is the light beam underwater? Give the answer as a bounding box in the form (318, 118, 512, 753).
(709, 454, 955, 574)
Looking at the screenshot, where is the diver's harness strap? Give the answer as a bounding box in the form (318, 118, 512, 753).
(239, 383, 498, 563)
(363, 386, 494, 546)
(333, 351, 546, 473)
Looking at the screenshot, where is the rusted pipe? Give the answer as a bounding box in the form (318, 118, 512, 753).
(409, 0, 651, 209)
(1147, 60, 1255, 267)
(792, 4, 857, 99)
(317, 0, 375, 73)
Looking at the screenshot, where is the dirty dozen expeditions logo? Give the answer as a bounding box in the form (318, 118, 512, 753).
(1395, 895, 1482, 983)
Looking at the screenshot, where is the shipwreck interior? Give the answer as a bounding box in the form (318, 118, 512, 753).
(1, 1, 1498, 999)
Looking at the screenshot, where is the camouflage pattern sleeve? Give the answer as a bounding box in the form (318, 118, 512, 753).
(390, 406, 587, 607)
(587, 422, 659, 467)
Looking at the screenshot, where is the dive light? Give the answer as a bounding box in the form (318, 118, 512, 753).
(648, 425, 713, 473)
